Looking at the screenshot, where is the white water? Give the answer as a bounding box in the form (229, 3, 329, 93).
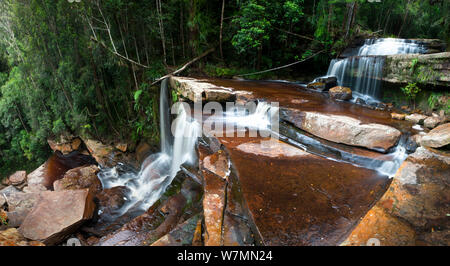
(327, 38, 427, 103)
(98, 80, 201, 215)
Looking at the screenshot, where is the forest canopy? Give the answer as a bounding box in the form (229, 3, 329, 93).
(0, 0, 449, 176)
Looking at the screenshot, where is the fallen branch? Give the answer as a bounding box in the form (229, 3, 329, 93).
(236, 50, 325, 77)
(151, 47, 215, 85)
(273, 27, 319, 42)
(91, 37, 151, 69)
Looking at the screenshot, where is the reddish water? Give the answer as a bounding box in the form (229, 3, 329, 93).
(215, 132, 390, 246)
(196, 78, 415, 133)
(187, 78, 406, 245)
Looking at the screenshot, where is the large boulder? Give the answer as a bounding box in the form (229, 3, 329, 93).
(329, 86, 352, 101)
(421, 123, 450, 148)
(19, 189, 96, 245)
(281, 109, 402, 152)
(343, 147, 450, 246)
(53, 165, 102, 195)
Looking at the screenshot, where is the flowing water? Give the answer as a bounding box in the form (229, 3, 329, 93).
(98, 80, 201, 217)
(327, 38, 428, 103)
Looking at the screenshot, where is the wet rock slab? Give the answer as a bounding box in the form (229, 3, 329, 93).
(218, 137, 391, 246)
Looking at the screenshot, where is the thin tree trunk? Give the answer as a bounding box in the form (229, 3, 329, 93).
(219, 0, 225, 61)
(180, 3, 186, 58)
(156, 0, 167, 66)
(398, 0, 411, 37)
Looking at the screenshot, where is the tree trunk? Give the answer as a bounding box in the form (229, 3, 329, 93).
(219, 0, 225, 61)
(156, 0, 167, 66)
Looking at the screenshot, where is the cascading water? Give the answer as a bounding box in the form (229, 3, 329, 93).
(98, 79, 201, 217)
(326, 38, 428, 103)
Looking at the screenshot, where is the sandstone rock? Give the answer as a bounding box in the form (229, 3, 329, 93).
(307, 76, 337, 92)
(84, 139, 115, 167)
(53, 165, 102, 195)
(379, 147, 449, 229)
(151, 214, 202, 246)
(202, 150, 228, 246)
(8, 171, 26, 186)
(342, 206, 416, 246)
(0, 228, 45, 246)
(421, 123, 450, 148)
(329, 86, 352, 101)
(192, 219, 203, 246)
(115, 143, 128, 153)
(47, 136, 82, 155)
(19, 189, 96, 245)
(25, 163, 48, 192)
(424, 116, 441, 129)
(346, 147, 450, 246)
(383, 52, 450, 86)
(391, 113, 406, 120)
(281, 109, 402, 152)
(405, 113, 428, 124)
(169, 76, 238, 102)
(202, 151, 229, 179)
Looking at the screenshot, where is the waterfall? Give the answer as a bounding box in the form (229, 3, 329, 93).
(326, 38, 427, 102)
(98, 79, 201, 215)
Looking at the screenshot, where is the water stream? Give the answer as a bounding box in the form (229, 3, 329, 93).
(327, 38, 428, 103)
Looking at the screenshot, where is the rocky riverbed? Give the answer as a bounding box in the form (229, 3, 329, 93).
(1, 76, 449, 246)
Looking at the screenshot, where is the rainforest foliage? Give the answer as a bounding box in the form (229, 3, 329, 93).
(0, 0, 449, 176)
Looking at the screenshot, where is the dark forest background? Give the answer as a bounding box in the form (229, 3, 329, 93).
(0, 0, 449, 176)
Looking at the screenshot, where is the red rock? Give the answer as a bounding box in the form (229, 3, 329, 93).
(391, 113, 406, 120)
(344, 147, 450, 246)
(329, 86, 352, 101)
(192, 219, 203, 246)
(203, 151, 229, 179)
(19, 189, 96, 245)
(421, 123, 450, 148)
(47, 136, 82, 155)
(341, 206, 416, 246)
(53, 165, 102, 195)
(8, 171, 26, 186)
(202, 154, 227, 246)
(379, 147, 449, 229)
